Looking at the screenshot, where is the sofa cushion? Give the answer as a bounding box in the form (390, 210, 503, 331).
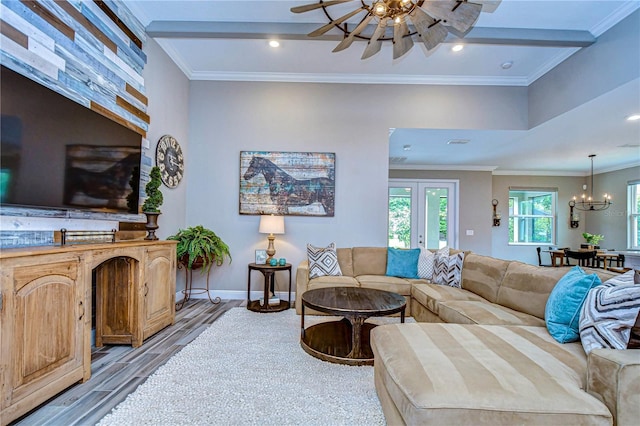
(411, 283, 485, 316)
(307, 275, 359, 290)
(307, 243, 342, 279)
(371, 323, 611, 426)
(352, 247, 388, 276)
(335, 248, 354, 277)
(497, 262, 573, 320)
(438, 300, 546, 326)
(461, 253, 510, 303)
(386, 247, 420, 279)
(546, 266, 602, 343)
(356, 275, 413, 296)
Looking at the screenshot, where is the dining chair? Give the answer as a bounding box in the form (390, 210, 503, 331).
(564, 249, 597, 267)
(536, 247, 553, 267)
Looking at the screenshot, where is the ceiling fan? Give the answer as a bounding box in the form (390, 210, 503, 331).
(291, 0, 501, 59)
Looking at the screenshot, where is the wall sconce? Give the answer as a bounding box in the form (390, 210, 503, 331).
(568, 200, 580, 228)
(492, 199, 501, 226)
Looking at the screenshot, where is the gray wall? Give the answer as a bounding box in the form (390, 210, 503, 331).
(589, 166, 640, 250)
(142, 38, 190, 241)
(529, 10, 640, 127)
(185, 82, 527, 296)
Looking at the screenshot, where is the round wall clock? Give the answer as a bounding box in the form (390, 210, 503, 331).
(155, 134, 184, 188)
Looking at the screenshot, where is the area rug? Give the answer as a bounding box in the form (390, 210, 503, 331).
(97, 307, 406, 425)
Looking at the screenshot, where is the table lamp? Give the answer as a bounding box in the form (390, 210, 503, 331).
(259, 214, 285, 261)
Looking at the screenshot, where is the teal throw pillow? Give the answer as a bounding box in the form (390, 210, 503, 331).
(545, 266, 602, 343)
(386, 248, 420, 279)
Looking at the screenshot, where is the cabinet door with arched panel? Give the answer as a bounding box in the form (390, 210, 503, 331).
(1, 256, 88, 424)
(142, 245, 176, 341)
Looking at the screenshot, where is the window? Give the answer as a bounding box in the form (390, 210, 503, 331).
(629, 182, 640, 249)
(509, 188, 557, 245)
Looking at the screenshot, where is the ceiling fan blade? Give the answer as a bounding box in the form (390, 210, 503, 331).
(420, 1, 482, 33)
(474, 0, 501, 13)
(309, 7, 367, 37)
(393, 19, 414, 60)
(332, 13, 374, 52)
(291, 0, 353, 14)
(408, 7, 448, 50)
(361, 17, 389, 59)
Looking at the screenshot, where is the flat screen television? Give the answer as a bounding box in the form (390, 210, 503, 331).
(1, 65, 142, 215)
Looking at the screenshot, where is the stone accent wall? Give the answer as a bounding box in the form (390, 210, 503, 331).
(1, 0, 148, 134)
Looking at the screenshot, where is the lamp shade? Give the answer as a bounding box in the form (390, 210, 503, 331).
(259, 215, 285, 235)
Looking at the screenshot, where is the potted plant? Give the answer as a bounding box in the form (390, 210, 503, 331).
(168, 225, 232, 273)
(142, 166, 163, 240)
(582, 232, 604, 248)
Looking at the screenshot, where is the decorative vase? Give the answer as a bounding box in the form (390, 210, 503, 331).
(144, 212, 160, 240)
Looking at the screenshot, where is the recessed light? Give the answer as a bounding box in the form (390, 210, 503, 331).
(501, 61, 513, 69)
(451, 44, 464, 52)
(447, 139, 470, 145)
(627, 114, 640, 121)
(403, 144, 412, 151)
(269, 40, 280, 48)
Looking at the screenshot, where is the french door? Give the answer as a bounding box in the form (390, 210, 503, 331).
(388, 179, 459, 249)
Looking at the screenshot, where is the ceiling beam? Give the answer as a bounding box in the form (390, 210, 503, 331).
(145, 21, 596, 48)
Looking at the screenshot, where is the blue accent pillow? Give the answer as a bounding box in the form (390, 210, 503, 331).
(545, 266, 602, 343)
(386, 248, 420, 279)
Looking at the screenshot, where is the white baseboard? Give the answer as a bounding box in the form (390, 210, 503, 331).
(175, 289, 295, 304)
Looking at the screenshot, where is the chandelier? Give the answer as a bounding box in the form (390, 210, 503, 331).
(290, 0, 500, 59)
(572, 154, 612, 211)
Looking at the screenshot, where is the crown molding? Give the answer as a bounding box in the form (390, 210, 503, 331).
(389, 164, 498, 171)
(492, 169, 585, 176)
(188, 70, 530, 86)
(590, 1, 640, 37)
(155, 39, 193, 78)
(492, 161, 640, 176)
(526, 48, 580, 85)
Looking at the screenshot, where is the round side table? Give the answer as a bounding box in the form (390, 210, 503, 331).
(247, 263, 292, 312)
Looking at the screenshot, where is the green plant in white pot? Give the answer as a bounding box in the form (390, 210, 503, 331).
(168, 225, 231, 273)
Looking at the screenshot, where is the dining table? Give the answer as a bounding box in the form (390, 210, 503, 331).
(546, 249, 620, 269)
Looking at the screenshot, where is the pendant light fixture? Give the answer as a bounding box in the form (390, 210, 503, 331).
(572, 154, 612, 211)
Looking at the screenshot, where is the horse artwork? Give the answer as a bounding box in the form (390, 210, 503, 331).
(240, 151, 335, 216)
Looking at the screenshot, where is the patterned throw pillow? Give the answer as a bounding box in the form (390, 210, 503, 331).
(417, 248, 435, 279)
(433, 250, 465, 288)
(579, 270, 640, 353)
(307, 243, 342, 279)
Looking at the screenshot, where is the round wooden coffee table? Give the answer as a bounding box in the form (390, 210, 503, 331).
(300, 287, 406, 366)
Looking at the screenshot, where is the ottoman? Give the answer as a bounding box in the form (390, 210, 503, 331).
(371, 323, 612, 425)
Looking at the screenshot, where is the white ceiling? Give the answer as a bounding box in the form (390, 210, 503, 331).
(126, 0, 640, 175)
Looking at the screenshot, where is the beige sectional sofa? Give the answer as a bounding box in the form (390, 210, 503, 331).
(296, 247, 640, 425)
(296, 246, 437, 317)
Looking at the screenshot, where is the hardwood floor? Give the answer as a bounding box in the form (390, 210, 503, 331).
(11, 299, 244, 426)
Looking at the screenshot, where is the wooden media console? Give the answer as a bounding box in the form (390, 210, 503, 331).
(0, 240, 177, 424)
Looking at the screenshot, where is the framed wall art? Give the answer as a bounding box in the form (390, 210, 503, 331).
(240, 151, 335, 217)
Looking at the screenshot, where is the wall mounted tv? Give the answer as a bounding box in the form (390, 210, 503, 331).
(1, 65, 142, 215)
